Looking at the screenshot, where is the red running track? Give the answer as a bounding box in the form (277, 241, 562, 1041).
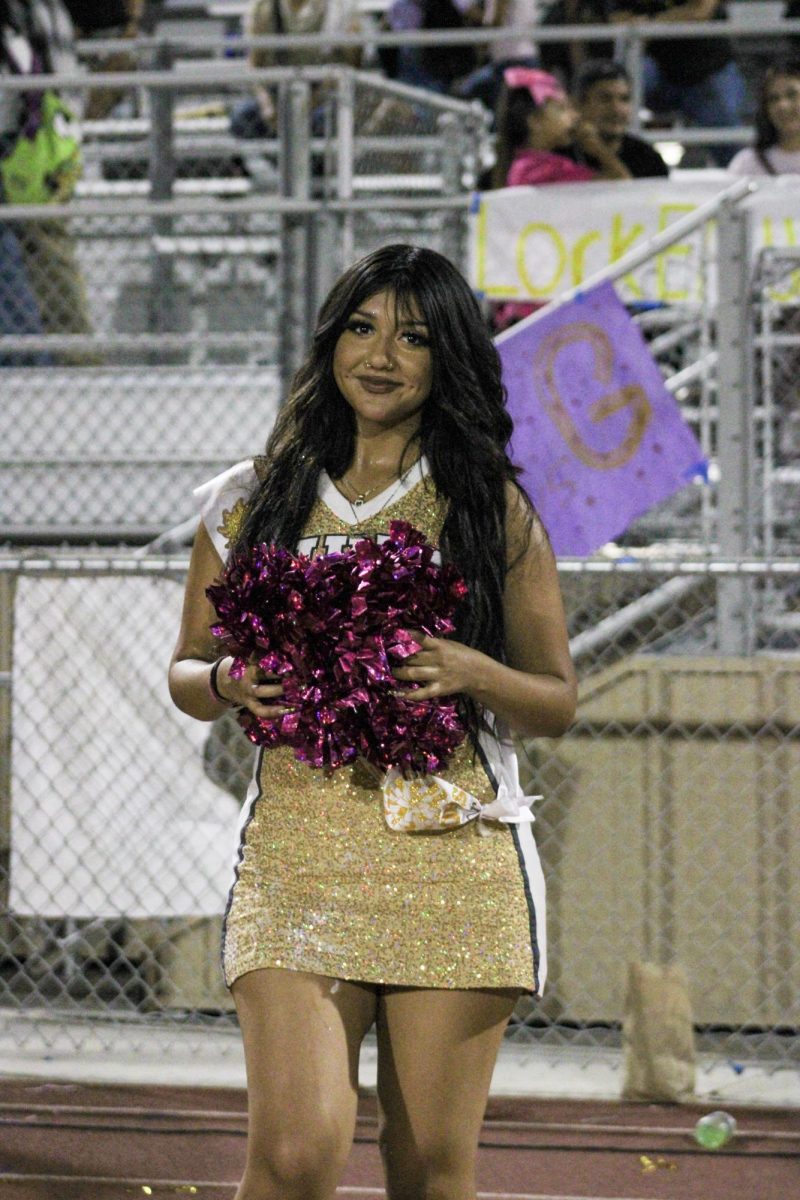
(0, 1079, 798, 1199)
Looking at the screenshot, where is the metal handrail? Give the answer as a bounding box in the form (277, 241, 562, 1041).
(0, 16, 796, 90)
(0, 192, 472, 221)
(2, 553, 799, 574)
(68, 17, 800, 57)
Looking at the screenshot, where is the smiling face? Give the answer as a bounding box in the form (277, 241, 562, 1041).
(580, 78, 632, 142)
(765, 73, 800, 147)
(332, 289, 433, 436)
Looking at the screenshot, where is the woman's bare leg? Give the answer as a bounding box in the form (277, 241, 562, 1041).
(375, 985, 520, 1200)
(231, 968, 377, 1200)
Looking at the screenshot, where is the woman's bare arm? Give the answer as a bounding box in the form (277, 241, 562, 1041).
(168, 521, 289, 722)
(393, 486, 577, 738)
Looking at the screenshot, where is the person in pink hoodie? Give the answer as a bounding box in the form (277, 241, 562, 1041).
(492, 65, 630, 187)
(490, 67, 629, 329)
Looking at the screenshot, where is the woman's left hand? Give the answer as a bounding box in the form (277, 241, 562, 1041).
(391, 630, 483, 700)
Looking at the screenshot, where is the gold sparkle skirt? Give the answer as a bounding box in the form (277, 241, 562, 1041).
(222, 738, 544, 995)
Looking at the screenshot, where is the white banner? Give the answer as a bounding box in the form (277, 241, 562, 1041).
(469, 174, 800, 304)
(11, 576, 241, 918)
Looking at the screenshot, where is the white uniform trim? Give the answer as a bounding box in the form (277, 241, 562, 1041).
(511, 819, 548, 993)
(318, 457, 431, 525)
(193, 459, 257, 561)
(477, 723, 547, 994)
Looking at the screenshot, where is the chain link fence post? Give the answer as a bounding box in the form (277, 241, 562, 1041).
(335, 67, 355, 274)
(437, 111, 463, 269)
(148, 40, 178, 345)
(716, 194, 756, 653)
(278, 76, 312, 401)
(0, 572, 14, 911)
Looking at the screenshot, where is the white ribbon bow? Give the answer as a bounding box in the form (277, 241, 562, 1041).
(382, 767, 540, 833)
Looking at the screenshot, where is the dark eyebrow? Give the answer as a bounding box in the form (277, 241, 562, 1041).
(351, 307, 428, 327)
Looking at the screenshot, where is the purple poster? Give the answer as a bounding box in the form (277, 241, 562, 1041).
(497, 281, 706, 556)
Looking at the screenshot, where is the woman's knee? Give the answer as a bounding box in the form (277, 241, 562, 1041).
(380, 1124, 475, 1200)
(243, 1120, 350, 1198)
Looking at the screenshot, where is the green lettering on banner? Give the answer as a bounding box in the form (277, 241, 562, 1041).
(517, 223, 567, 297)
(571, 230, 603, 286)
(655, 203, 696, 302)
(476, 199, 520, 296)
(762, 216, 800, 301)
(610, 214, 645, 298)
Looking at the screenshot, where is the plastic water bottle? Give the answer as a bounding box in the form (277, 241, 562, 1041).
(694, 1110, 737, 1150)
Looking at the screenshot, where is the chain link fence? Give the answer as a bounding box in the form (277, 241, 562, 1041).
(755, 248, 800, 561)
(1, 44, 799, 1088)
(2, 555, 799, 1076)
(1, 63, 486, 542)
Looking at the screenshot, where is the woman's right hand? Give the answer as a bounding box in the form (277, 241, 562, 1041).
(214, 657, 292, 719)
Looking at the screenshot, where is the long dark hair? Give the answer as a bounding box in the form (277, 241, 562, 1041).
(493, 84, 540, 189)
(240, 243, 529, 671)
(754, 59, 800, 170)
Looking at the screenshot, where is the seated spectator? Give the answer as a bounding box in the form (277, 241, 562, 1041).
(492, 65, 630, 186)
(379, 0, 480, 95)
(232, 0, 363, 138)
(454, 0, 540, 116)
(570, 59, 669, 175)
(1, 0, 95, 363)
(727, 60, 800, 176)
(607, 0, 747, 165)
(491, 66, 629, 329)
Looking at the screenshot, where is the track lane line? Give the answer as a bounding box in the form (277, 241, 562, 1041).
(336, 1190, 670, 1199)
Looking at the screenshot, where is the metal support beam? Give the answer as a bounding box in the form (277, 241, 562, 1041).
(715, 196, 755, 654)
(437, 112, 463, 268)
(148, 41, 178, 345)
(278, 78, 312, 402)
(335, 68, 355, 274)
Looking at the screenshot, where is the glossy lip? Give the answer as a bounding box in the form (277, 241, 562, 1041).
(357, 374, 401, 391)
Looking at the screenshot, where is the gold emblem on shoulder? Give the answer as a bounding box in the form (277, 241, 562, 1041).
(218, 498, 248, 549)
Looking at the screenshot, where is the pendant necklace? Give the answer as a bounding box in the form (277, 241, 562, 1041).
(337, 461, 419, 523)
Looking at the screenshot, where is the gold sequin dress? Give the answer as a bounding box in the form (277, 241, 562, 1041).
(194, 459, 547, 995)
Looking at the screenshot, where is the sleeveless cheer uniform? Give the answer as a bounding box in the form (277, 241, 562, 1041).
(195, 458, 547, 995)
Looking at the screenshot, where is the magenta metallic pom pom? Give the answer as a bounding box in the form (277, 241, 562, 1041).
(206, 521, 468, 773)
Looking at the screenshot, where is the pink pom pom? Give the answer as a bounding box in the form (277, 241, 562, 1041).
(206, 521, 467, 773)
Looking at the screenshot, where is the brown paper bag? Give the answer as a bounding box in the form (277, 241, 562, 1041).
(622, 961, 696, 1102)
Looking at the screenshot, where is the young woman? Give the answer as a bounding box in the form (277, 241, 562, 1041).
(728, 60, 800, 176)
(169, 243, 576, 1200)
(492, 65, 631, 188)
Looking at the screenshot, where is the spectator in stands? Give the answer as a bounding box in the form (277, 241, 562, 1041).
(727, 59, 800, 175)
(570, 59, 669, 175)
(454, 0, 541, 116)
(232, 0, 364, 138)
(379, 0, 481, 95)
(729, 62, 800, 464)
(0, 224, 50, 365)
(63, 1, 145, 120)
(491, 66, 629, 328)
(607, 0, 747, 165)
(0, 0, 94, 363)
(492, 65, 630, 186)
